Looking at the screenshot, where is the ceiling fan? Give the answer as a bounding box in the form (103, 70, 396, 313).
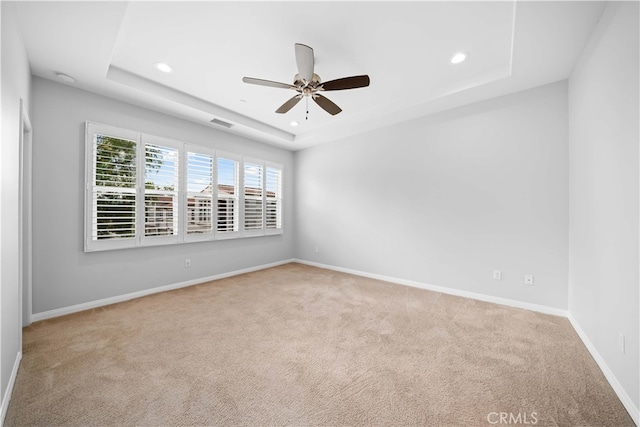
(242, 43, 370, 117)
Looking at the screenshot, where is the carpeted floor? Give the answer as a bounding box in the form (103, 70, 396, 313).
(5, 263, 634, 426)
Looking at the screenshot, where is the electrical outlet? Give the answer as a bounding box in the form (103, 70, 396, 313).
(619, 332, 625, 354)
(315, 246, 319, 253)
(524, 275, 534, 286)
(493, 270, 502, 280)
(185, 259, 191, 268)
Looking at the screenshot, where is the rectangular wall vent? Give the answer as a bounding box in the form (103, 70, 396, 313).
(210, 118, 233, 128)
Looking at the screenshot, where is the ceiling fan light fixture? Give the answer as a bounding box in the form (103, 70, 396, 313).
(154, 62, 173, 73)
(451, 52, 469, 64)
(242, 43, 370, 117)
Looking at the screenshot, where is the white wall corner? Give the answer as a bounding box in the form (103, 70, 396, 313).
(0, 351, 22, 425)
(567, 314, 639, 426)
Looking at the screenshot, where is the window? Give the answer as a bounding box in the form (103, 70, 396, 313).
(186, 149, 214, 237)
(86, 123, 140, 251)
(93, 135, 137, 240)
(85, 122, 283, 252)
(144, 141, 179, 241)
(243, 162, 263, 232)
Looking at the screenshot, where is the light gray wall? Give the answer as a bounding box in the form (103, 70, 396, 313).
(31, 77, 294, 314)
(1, 0, 31, 408)
(295, 81, 569, 309)
(568, 1, 639, 410)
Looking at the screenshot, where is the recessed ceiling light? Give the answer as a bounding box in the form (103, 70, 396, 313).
(451, 52, 469, 64)
(154, 62, 173, 73)
(290, 121, 299, 127)
(56, 72, 75, 83)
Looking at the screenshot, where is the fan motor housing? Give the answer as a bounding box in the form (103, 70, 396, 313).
(294, 73, 322, 92)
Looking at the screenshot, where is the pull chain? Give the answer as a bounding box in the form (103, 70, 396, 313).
(306, 97, 309, 120)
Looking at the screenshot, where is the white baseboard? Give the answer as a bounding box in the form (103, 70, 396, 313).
(293, 259, 568, 317)
(31, 259, 295, 322)
(1, 351, 22, 425)
(568, 314, 639, 426)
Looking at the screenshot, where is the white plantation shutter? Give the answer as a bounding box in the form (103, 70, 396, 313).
(92, 135, 137, 240)
(144, 142, 179, 239)
(186, 151, 214, 237)
(217, 156, 239, 234)
(86, 123, 141, 251)
(265, 166, 282, 231)
(85, 122, 285, 251)
(243, 162, 263, 232)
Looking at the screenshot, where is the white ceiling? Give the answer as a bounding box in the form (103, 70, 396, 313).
(15, 1, 607, 151)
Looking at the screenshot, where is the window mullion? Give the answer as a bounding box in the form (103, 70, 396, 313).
(136, 133, 144, 246)
(239, 157, 246, 234)
(212, 151, 218, 240)
(262, 161, 267, 234)
(182, 153, 188, 241)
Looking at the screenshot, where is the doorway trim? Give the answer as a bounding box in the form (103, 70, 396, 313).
(19, 98, 33, 329)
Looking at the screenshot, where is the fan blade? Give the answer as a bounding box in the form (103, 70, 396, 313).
(294, 43, 314, 83)
(242, 77, 295, 90)
(313, 94, 342, 115)
(276, 95, 302, 114)
(321, 75, 370, 91)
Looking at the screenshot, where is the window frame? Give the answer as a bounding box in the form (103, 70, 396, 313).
(85, 122, 283, 252)
(85, 122, 140, 252)
(240, 158, 285, 238)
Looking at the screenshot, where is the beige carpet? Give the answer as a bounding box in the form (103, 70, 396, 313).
(5, 263, 634, 426)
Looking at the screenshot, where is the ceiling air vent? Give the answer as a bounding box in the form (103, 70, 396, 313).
(210, 118, 233, 128)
